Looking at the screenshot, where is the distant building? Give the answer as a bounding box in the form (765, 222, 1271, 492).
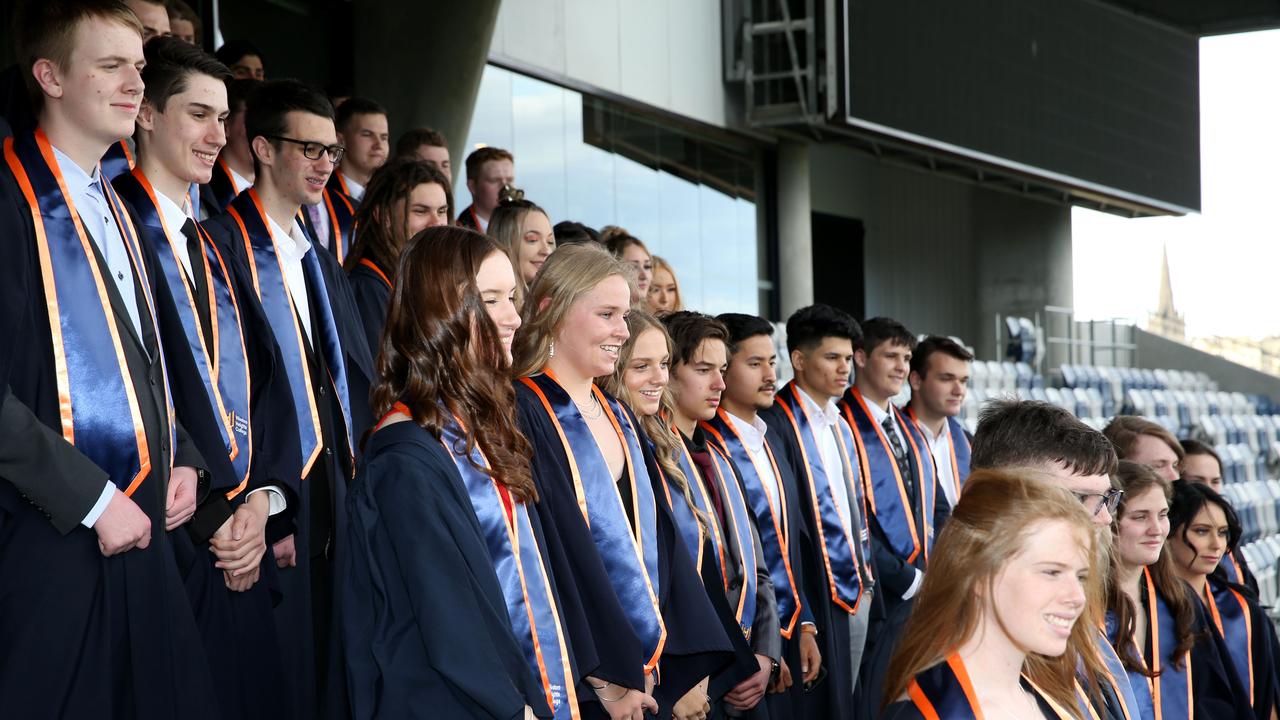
(1147, 244, 1186, 341)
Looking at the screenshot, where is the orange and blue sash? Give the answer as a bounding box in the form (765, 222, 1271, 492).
(907, 653, 1077, 719)
(3, 130, 174, 498)
(773, 382, 867, 613)
(665, 429, 722, 582)
(1219, 552, 1247, 586)
(842, 387, 937, 566)
(1203, 576, 1254, 707)
(1142, 567, 1193, 720)
(303, 185, 357, 264)
(703, 409, 802, 637)
(518, 373, 666, 672)
(206, 158, 244, 213)
(905, 407, 971, 501)
(114, 170, 253, 499)
(100, 140, 134, 181)
(226, 188, 353, 479)
(440, 411, 581, 720)
(704, 440, 760, 639)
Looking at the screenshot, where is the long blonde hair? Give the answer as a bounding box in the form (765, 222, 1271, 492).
(600, 311, 708, 536)
(648, 255, 683, 315)
(512, 242, 636, 379)
(883, 469, 1105, 716)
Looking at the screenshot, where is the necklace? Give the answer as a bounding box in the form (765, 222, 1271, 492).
(574, 393, 604, 420)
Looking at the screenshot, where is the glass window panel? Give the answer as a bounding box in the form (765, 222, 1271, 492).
(511, 74, 568, 221)
(455, 67, 517, 212)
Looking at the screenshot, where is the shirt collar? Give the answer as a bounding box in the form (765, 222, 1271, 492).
(153, 185, 190, 235)
(795, 385, 840, 427)
(726, 411, 768, 453)
(345, 176, 365, 201)
(916, 412, 951, 443)
(865, 393, 894, 427)
(51, 144, 101, 198)
(228, 166, 251, 193)
(266, 212, 312, 263)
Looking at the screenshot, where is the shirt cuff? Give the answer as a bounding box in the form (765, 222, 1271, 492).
(903, 569, 924, 600)
(81, 482, 115, 528)
(245, 486, 287, 515)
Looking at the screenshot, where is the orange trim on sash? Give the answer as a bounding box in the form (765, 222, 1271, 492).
(1203, 583, 1254, 706)
(946, 653, 984, 711)
(906, 680, 942, 720)
(359, 257, 392, 288)
(228, 190, 323, 479)
(843, 389, 922, 563)
(4, 132, 153, 496)
(674, 429, 727, 586)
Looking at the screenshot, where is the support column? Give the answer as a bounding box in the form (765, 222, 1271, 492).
(777, 140, 814, 319)
(353, 0, 503, 185)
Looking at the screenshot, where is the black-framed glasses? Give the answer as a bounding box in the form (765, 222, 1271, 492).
(1073, 488, 1124, 517)
(267, 135, 345, 164)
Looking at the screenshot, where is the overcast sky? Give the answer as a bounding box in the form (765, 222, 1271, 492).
(1072, 29, 1280, 340)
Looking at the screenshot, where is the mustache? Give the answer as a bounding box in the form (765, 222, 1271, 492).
(758, 383, 776, 392)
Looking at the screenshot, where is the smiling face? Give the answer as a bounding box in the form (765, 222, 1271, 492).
(1181, 453, 1223, 492)
(723, 333, 777, 414)
(855, 340, 912, 404)
(1115, 486, 1170, 569)
(476, 251, 521, 363)
(621, 244, 653, 294)
(39, 18, 145, 149)
(396, 181, 449, 239)
(1169, 503, 1230, 578)
(516, 210, 556, 284)
(139, 72, 228, 185)
(255, 110, 337, 207)
(622, 327, 670, 417)
(554, 274, 631, 380)
(670, 338, 728, 424)
(338, 112, 388, 181)
(910, 352, 970, 419)
(986, 519, 1090, 658)
(791, 336, 853, 404)
(647, 266, 679, 315)
(1128, 434, 1181, 482)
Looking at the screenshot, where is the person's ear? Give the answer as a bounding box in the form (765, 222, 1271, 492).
(31, 59, 64, 100)
(251, 136, 273, 168)
(908, 370, 923, 393)
(790, 349, 805, 375)
(853, 348, 868, 370)
(135, 99, 156, 132)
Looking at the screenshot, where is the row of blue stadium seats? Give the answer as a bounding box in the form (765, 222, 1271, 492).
(1241, 536, 1280, 609)
(1060, 364, 1216, 394)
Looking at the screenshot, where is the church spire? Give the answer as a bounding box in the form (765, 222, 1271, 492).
(1148, 243, 1185, 341)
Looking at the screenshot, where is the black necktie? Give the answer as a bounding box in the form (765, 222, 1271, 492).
(882, 413, 915, 499)
(180, 218, 214, 347)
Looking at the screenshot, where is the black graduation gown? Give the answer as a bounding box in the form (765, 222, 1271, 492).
(515, 384, 734, 718)
(113, 170, 298, 720)
(759, 404, 857, 720)
(341, 421, 551, 719)
(205, 192, 376, 720)
(346, 258, 391, 360)
(0, 155, 219, 720)
(1202, 574, 1279, 720)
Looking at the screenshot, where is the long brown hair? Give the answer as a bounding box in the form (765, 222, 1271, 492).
(600, 311, 707, 536)
(370, 225, 536, 502)
(883, 469, 1104, 716)
(1107, 461, 1197, 673)
(344, 158, 454, 276)
(511, 242, 636, 379)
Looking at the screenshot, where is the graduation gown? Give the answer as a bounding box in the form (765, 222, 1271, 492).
(113, 169, 294, 719)
(703, 409, 813, 720)
(515, 375, 734, 718)
(760, 383, 872, 720)
(300, 185, 357, 264)
(0, 129, 219, 719)
(1201, 574, 1279, 719)
(204, 187, 375, 720)
(200, 158, 249, 218)
(347, 257, 392, 360)
(341, 420, 550, 719)
(456, 203, 484, 232)
(880, 654, 1079, 719)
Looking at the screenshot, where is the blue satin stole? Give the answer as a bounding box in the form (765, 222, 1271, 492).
(439, 412, 580, 720)
(2, 129, 174, 496)
(773, 382, 866, 613)
(518, 373, 666, 672)
(1141, 568, 1193, 720)
(703, 409, 802, 637)
(842, 387, 937, 567)
(114, 169, 253, 498)
(225, 188, 353, 478)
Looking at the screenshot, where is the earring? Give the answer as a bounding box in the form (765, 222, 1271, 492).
(549, 341, 556, 359)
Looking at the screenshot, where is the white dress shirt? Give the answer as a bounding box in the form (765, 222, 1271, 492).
(917, 414, 959, 509)
(266, 214, 314, 346)
(343, 176, 365, 202)
(794, 387, 856, 536)
(726, 411, 781, 511)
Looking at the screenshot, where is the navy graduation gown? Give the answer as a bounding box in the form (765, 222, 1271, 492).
(113, 170, 295, 719)
(347, 257, 392, 359)
(1201, 574, 1279, 719)
(0, 132, 219, 719)
(514, 379, 734, 718)
(759, 400, 858, 720)
(341, 420, 551, 719)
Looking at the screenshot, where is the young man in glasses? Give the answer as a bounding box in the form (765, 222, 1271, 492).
(204, 77, 374, 720)
(971, 399, 1137, 720)
(299, 97, 386, 264)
